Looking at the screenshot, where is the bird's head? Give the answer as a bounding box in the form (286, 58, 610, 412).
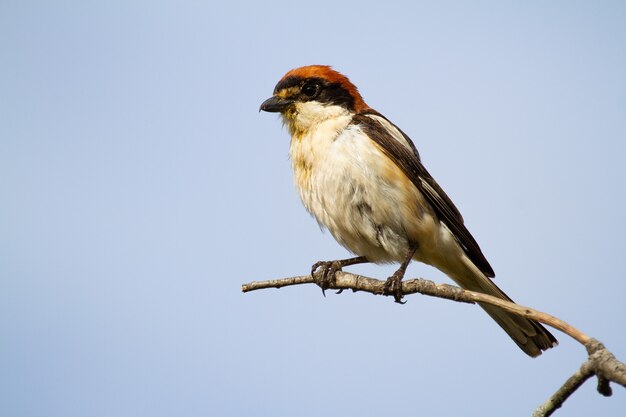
(260, 65, 369, 134)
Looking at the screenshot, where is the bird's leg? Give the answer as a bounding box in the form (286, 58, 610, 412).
(311, 256, 369, 295)
(384, 242, 418, 304)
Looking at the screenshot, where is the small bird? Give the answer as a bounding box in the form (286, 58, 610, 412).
(260, 65, 557, 357)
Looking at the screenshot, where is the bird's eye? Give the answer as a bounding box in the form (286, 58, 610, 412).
(302, 83, 320, 98)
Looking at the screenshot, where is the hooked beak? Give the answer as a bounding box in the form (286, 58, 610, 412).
(259, 96, 294, 113)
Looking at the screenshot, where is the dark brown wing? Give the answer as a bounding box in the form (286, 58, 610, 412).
(353, 111, 495, 278)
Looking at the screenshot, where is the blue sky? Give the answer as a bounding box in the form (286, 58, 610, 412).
(1, 1, 625, 416)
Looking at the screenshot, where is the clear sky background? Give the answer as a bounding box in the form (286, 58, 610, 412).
(1, 1, 625, 416)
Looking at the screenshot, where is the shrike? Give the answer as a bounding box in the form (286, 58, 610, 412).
(260, 65, 557, 357)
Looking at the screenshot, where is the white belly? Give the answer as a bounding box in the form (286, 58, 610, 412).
(290, 118, 453, 265)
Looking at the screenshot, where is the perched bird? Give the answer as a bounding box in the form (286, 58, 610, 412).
(260, 65, 557, 357)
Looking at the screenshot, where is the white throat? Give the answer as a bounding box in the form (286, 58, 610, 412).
(282, 101, 352, 136)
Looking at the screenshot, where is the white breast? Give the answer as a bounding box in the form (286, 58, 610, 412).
(288, 107, 438, 263)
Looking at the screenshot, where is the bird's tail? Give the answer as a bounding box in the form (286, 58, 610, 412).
(446, 258, 558, 357)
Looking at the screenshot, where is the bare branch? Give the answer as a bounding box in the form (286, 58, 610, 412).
(585, 339, 626, 390)
(532, 340, 626, 416)
(242, 271, 589, 343)
(242, 271, 625, 416)
(532, 360, 595, 417)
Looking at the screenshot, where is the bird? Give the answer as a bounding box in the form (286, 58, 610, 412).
(259, 65, 557, 357)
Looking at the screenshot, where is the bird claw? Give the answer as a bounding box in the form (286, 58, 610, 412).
(383, 273, 406, 304)
(311, 260, 343, 295)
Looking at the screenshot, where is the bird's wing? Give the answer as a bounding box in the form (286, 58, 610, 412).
(353, 111, 495, 278)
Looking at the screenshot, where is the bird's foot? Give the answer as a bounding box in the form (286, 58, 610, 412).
(311, 260, 345, 296)
(383, 272, 406, 304)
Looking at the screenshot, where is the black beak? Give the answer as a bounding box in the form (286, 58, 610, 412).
(259, 96, 293, 113)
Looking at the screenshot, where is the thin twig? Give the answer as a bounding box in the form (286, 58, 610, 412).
(532, 360, 595, 417)
(242, 271, 590, 344)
